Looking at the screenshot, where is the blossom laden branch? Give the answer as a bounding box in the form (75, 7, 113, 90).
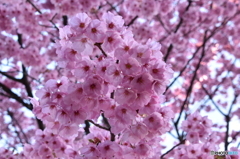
(174, 31, 208, 141)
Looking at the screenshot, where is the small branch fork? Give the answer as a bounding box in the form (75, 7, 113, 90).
(224, 94, 239, 151)
(162, 0, 193, 62)
(7, 109, 29, 145)
(94, 43, 108, 57)
(84, 112, 115, 142)
(197, 58, 237, 112)
(199, 80, 239, 150)
(165, 11, 240, 94)
(166, 11, 240, 149)
(160, 139, 186, 159)
(172, 31, 208, 142)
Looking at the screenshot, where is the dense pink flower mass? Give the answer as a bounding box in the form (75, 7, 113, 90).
(25, 12, 176, 158)
(0, 0, 240, 159)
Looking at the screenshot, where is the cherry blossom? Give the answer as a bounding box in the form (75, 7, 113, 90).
(0, 0, 240, 159)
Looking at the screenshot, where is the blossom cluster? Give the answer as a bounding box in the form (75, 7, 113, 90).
(25, 12, 174, 158)
(165, 112, 240, 159)
(182, 112, 213, 144)
(0, 0, 240, 158)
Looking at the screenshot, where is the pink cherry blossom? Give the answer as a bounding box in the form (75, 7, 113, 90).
(1, 1, 238, 158)
(85, 19, 106, 43)
(69, 12, 91, 33)
(119, 56, 141, 75)
(115, 88, 137, 105)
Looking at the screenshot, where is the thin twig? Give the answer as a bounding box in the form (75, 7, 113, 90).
(0, 82, 32, 110)
(7, 110, 29, 144)
(174, 31, 208, 142)
(0, 71, 22, 83)
(26, 0, 42, 14)
(225, 94, 239, 151)
(199, 83, 226, 116)
(160, 140, 186, 159)
(87, 120, 109, 131)
(94, 43, 107, 57)
(126, 15, 138, 27)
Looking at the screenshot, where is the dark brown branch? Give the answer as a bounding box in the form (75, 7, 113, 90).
(174, 0, 192, 33)
(156, 15, 171, 34)
(26, 0, 42, 14)
(174, 18, 183, 33)
(225, 94, 239, 151)
(101, 113, 110, 129)
(228, 94, 238, 115)
(84, 120, 90, 135)
(126, 15, 138, 27)
(87, 120, 109, 131)
(164, 45, 202, 94)
(110, 132, 115, 141)
(172, 119, 182, 141)
(0, 71, 22, 83)
(163, 44, 173, 62)
(0, 65, 44, 130)
(110, 91, 114, 99)
(49, 14, 59, 31)
(7, 110, 29, 144)
(21, 65, 33, 98)
(199, 82, 226, 116)
(225, 115, 230, 151)
(197, 58, 237, 110)
(36, 118, 45, 130)
(94, 43, 107, 57)
(62, 15, 68, 26)
(164, 25, 222, 94)
(0, 92, 11, 98)
(17, 33, 23, 48)
(0, 82, 32, 110)
(21, 65, 45, 130)
(106, 1, 119, 13)
(160, 139, 186, 159)
(174, 31, 207, 141)
(102, 113, 115, 141)
(163, 0, 192, 63)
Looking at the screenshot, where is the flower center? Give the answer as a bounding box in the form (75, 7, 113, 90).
(79, 23, 85, 28)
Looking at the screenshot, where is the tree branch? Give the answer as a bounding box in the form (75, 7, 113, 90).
(0, 82, 32, 110)
(86, 120, 109, 131)
(0, 71, 22, 83)
(225, 94, 238, 151)
(84, 120, 90, 135)
(94, 43, 107, 57)
(26, 0, 42, 14)
(174, 31, 207, 141)
(126, 15, 138, 27)
(160, 139, 186, 159)
(7, 110, 29, 144)
(62, 15, 68, 26)
(21, 65, 33, 98)
(17, 33, 23, 48)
